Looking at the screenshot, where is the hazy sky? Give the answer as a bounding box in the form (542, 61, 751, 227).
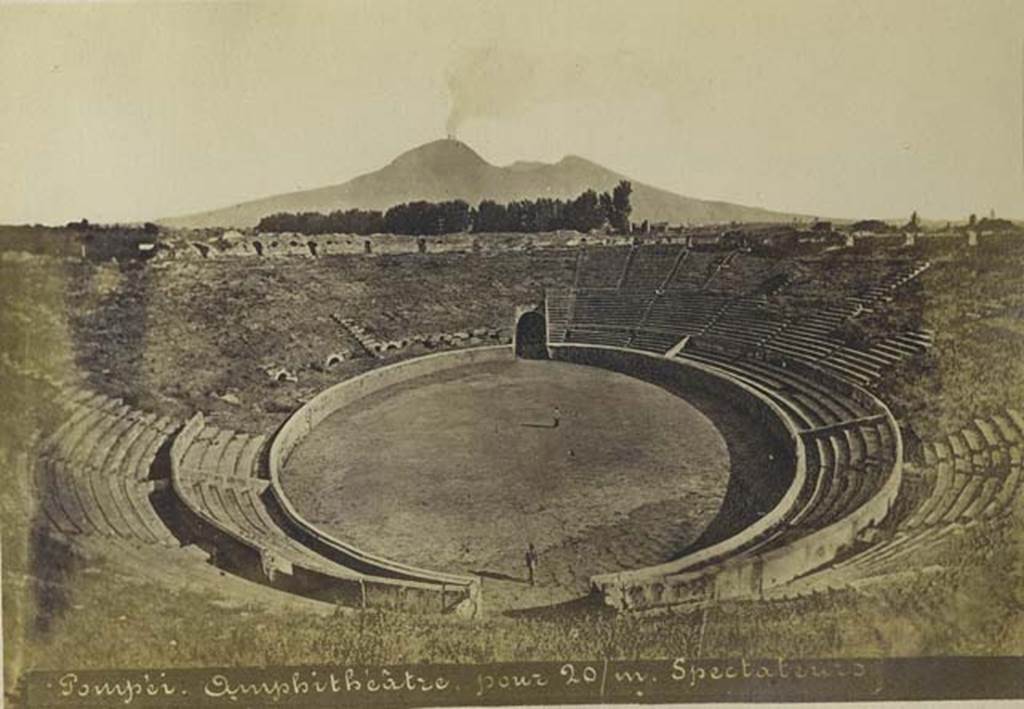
(2, 0, 1022, 224)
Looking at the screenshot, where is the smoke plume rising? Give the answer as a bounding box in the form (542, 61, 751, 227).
(445, 47, 653, 138)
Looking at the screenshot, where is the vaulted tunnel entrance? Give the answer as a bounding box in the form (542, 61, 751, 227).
(514, 311, 548, 359)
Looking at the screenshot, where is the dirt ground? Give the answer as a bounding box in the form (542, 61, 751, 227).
(282, 358, 732, 610)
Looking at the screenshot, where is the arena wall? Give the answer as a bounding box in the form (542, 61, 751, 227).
(170, 413, 470, 613)
(549, 343, 901, 609)
(169, 413, 277, 578)
(267, 339, 899, 612)
(268, 346, 516, 610)
(548, 344, 806, 605)
(754, 390, 903, 590)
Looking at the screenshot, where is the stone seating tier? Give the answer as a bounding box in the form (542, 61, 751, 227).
(36, 394, 181, 547)
(175, 424, 364, 580)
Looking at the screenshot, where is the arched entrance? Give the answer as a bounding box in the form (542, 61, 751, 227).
(514, 311, 548, 359)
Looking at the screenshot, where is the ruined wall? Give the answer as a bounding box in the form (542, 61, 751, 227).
(155, 229, 640, 261)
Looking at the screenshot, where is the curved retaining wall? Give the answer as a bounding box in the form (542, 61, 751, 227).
(679, 339, 905, 599)
(170, 413, 271, 571)
(748, 364, 904, 590)
(549, 343, 901, 609)
(171, 413, 471, 613)
(549, 344, 808, 608)
(269, 345, 516, 612)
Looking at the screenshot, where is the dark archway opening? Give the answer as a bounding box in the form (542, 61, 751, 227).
(515, 311, 548, 359)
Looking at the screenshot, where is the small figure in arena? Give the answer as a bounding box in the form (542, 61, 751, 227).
(525, 543, 539, 586)
(553, 406, 561, 428)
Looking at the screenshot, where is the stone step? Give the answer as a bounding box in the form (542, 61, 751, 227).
(35, 456, 83, 536)
(126, 482, 179, 547)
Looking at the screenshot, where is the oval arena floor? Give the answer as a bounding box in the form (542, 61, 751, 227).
(282, 359, 735, 610)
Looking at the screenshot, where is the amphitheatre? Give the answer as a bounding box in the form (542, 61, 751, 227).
(2, 211, 1024, 678)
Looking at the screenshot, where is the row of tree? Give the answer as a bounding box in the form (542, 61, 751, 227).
(256, 181, 633, 236)
(257, 208, 387, 236)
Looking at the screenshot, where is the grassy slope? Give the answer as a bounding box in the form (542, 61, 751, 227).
(4, 241, 1024, 698)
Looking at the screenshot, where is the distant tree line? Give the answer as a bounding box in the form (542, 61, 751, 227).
(256, 181, 633, 236)
(65, 218, 160, 235)
(849, 219, 891, 233)
(256, 209, 386, 236)
(971, 216, 1018, 232)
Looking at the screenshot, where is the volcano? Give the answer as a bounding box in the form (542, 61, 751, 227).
(160, 139, 803, 229)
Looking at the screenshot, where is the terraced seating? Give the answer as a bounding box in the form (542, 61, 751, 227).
(48, 400, 127, 535)
(643, 292, 728, 335)
(991, 414, 1020, 444)
(35, 391, 181, 547)
(83, 406, 142, 537)
(564, 326, 632, 349)
(628, 328, 683, 355)
(88, 410, 149, 539)
(926, 469, 992, 523)
(575, 247, 631, 288)
(764, 333, 834, 362)
(570, 290, 652, 329)
(798, 437, 836, 522)
(702, 299, 786, 350)
(545, 288, 574, 341)
(555, 273, 922, 395)
(545, 255, 1017, 608)
(696, 250, 733, 288)
(172, 415, 480, 614)
(680, 346, 869, 430)
(821, 525, 959, 582)
(541, 272, 955, 605)
(619, 244, 684, 290)
(985, 466, 1023, 517)
(961, 426, 984, 455)
(820, 347, 888, 384)
(799, 460, 1020, 590)
(943, 474, 980, 521)
(1007, 409, 1024, 437)
(663, 250, 720, 290)
(905, 410, 1024, 529)
(744, 304, 870, 382)
(926, 464, 964, 525)
(573, 246, 811, 299)
(862, 330, 933, 372)
(964, 477, 1000, 518)
(658, 345, 901, 562)
(175, 421, 367, 578)
(803, 423, 892, 527)
(702, 314, 883, 389)
(975, 418, 1000, 448)
(783, 259, 927, 307)
(844, 261, 931, 311)
(756, 271, 793, 296)
(666, 343, 898, 537)
(948, 431, 969, 460)
(782, 262, 885, 299)
(708, 256, 781, 295)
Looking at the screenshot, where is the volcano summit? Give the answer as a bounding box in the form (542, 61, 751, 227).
(161, 139, 802, 229)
